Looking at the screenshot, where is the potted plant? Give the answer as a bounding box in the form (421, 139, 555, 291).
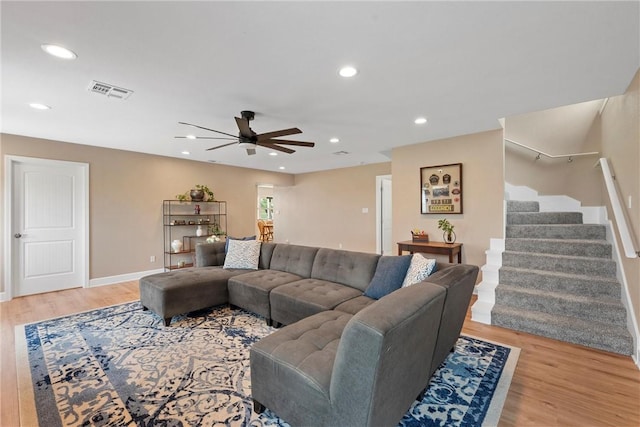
(437, 218, 456, 243)
(176, 184, 215, 202)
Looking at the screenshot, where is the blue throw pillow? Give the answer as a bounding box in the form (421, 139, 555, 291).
(364, 255, 412, 300)
(225, 235, 256, 253)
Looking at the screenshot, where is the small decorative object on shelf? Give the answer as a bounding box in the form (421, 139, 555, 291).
(171, 239, 183, 253)
(437, 219, 456, 243)
(196, 225, 204, 237)
(411, 229, 429, 242)
(194, 204, 201, 214)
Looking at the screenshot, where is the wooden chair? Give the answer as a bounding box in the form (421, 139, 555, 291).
(257, 220, 267, 241)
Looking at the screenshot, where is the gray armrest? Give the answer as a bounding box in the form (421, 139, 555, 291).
(329, 282, 446, 427)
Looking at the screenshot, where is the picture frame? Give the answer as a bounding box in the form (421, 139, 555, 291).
(420, 163, 463, 214)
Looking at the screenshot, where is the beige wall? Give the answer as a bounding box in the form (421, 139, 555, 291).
(274, 163, 391, 253)
(0, 133, 294, 293)
(600, 68, 640, 328)
(505, 101, 605, 206)
(392, 130, 505, 268)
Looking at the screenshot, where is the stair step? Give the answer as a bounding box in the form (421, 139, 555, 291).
(499, 267, 621, 299)
(502, 251, 616, 277)
(495, 285, 626, 324)
(505, 238, 612, 258)
(506, 200, 539, 213)
(507, 212, 583, 225)
(492, 305, 633, 355)
(506, 224, 606, 240)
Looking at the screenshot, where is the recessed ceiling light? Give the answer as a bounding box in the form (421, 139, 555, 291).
(181, 151, 190, 155)
(329, 137, 340, 143)
(186, 134, 196, 140)
(339, 66, 358, 78)
(41, 44, 77, 60)
(414, 117, 428, 125)
(29, 103, 51, 110)
(279, 166, 285, 170)
(269, 152, 278, 156)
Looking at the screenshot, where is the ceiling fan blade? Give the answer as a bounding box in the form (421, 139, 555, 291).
(174, 136, 236, 140)
(235, 117, 254, 138)
(246, 148, 256, 156)
(265, 139, 315, 147)
(206, 142, 237, 151)
(257, 141, 295, 154)
(179, 121, 238, 138)
(256, 128, 302, 141)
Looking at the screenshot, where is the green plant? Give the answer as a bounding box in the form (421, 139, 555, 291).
(194, 184, 215, 201)
(437, 218, 455, 234)
(175, 184, 215, 201)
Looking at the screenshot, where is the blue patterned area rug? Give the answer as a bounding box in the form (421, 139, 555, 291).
(16, 301, 519, 427)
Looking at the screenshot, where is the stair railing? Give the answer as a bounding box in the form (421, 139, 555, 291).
(505, 138, 599, 162)
(595, 157, 640, 258)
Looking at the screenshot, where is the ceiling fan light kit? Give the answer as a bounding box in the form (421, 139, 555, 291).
(177, 111, 315, 156)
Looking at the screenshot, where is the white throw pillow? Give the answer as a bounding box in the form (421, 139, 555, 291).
(223, 239, 261, 270)
(401, 253, 437, 287)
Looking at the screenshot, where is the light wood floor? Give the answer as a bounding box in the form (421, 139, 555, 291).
(1, 282, 639, 427)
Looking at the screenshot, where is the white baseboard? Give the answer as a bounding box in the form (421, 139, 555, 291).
(0, 291, 7, 302)
(88, 268, 164, 288)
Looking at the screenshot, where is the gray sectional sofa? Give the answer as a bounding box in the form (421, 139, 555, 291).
(139, 241, 479, 427)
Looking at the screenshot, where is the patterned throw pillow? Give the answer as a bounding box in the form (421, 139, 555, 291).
(401, 253, 437, 287)
(364, 255, 412, 299)
(224, 235, 256, 252)
(223, 239, 261, 270)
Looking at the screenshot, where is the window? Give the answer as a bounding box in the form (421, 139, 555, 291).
(258, 196, 274, 220)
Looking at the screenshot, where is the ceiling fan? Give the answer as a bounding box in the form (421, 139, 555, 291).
(176, 111, 315, 155)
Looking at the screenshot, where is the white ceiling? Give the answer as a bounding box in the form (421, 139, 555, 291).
(2, 1, 638, 174)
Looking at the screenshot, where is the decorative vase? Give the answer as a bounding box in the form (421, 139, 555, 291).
(190, 189, 205, 202)
(196, 225, 204, 237)
(171, 239, 183, 253)
(443, 231, 456, 244)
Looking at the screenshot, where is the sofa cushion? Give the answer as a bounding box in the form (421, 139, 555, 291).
(269, 244, 319, 277)
(270, 279, 363, 325)
(223, 239, 261, 270)
(333, 295, 375, 315)
(228, 269, 303, 319)
(401, 253, 437, 287)
(310, 248, 380, 292)
(364, 255, 412, 299)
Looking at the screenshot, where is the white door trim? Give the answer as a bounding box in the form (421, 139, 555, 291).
(375, 174, 392, 255)
(3, 155, 90, 301)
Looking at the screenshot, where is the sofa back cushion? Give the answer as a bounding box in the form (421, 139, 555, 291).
(259, 242, 277, 269)
(311, 248, 380, 292)
(269, 244, 319, 277)
(195, 242, 226, 267)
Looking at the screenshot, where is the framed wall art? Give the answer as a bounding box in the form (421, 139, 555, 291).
(420, 163, 463, 214)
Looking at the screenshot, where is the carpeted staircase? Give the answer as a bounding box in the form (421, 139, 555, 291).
(491, 200, 633, 355)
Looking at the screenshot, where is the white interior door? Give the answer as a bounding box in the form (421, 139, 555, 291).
(8, 157, 88, 297)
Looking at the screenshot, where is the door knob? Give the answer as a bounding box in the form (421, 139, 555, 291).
(14, 233, 22, 238)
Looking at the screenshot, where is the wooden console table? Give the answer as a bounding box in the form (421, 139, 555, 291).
(397, 240, 463, 263)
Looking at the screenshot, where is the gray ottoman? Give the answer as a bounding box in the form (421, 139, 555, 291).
(139, 266, 245, 326)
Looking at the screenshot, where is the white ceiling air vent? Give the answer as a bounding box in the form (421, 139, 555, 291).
(332, 150, 350, 155)
(88, 80, 133, 100)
